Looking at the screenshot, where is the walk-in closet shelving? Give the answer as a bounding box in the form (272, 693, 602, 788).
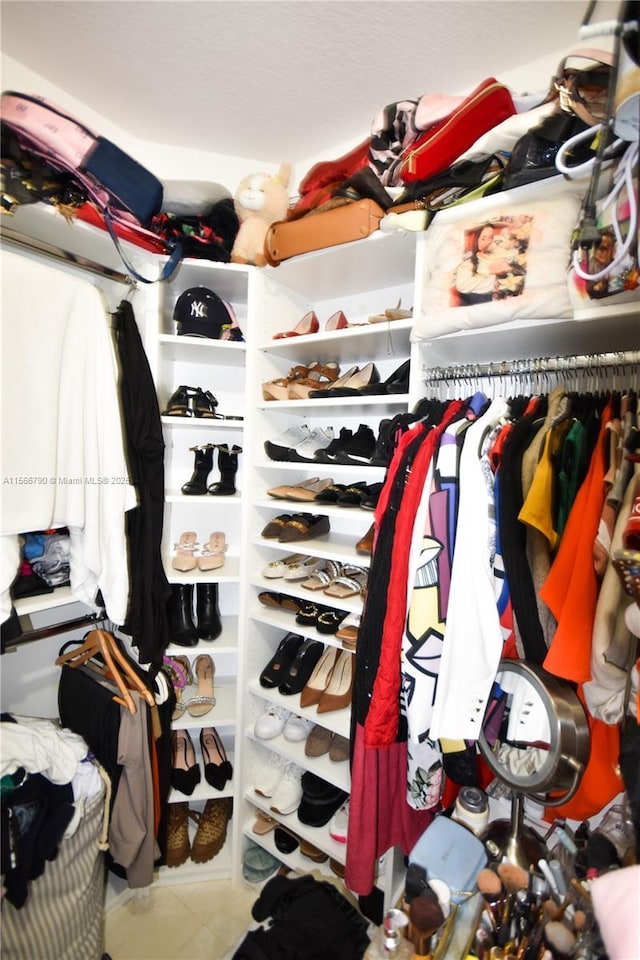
(149, 256, 253, 886)
(235, 230, 419, 906)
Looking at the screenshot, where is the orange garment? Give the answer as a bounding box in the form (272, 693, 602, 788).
(541, 400, 623, 818)
(541, 400, 614, 683)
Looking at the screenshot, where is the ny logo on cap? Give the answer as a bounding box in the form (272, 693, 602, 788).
(190, 300, 207, 319)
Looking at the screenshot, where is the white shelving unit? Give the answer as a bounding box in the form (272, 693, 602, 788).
(232, 230, 419, 907)
(149, 256, 253, 886)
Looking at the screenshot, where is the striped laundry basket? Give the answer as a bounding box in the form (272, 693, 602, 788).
(2, 768, 110, 960)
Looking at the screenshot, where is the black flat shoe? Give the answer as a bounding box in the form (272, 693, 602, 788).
(171, 729, 201, 796)
(316, 608, 349, 635)
(278, 638, 325, 695)
(200, 727, 233, 790)
(259, 633, 305, 688)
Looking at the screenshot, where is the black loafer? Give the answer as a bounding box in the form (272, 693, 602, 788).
(274, 827, 300, 854)
(259, 633, 304, 688)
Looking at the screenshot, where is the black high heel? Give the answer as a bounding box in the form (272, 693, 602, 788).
(171, 728, 201, 795)
(278, 637, 325, 695)
(182, 444, 214, 495)
(259, 632, 304, 688)
(167, 583, 198, 646)
(196, 582, 222, 641)
(200, 726, 233, 790)
(359, 358, 411, 396)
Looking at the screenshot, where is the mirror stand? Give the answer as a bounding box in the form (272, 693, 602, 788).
(481, 791, 546, 870)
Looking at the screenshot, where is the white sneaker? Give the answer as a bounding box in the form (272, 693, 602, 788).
(283, 714, 315, 742)
(254, 703, 291, 740)
(269, 762, 304, 815)
(264, 424, 311, 462)
(329, 799, 349, 843)
(289, 427, 335, 463)
(253, 751, 286, 798)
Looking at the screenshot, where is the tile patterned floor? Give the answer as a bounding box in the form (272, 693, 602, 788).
(105, 880, 257, 960)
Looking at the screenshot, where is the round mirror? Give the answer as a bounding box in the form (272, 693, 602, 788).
(477, 659, 591, 867)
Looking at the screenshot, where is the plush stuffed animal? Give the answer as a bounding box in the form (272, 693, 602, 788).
(231, 163, 291, 266)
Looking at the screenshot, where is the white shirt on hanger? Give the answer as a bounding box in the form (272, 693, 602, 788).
(1, 249, 137, 624)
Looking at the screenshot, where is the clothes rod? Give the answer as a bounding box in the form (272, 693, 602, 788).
(3, 611, 105, 651)
(423, 350, 640, 383)
(2, 225, 135, 286)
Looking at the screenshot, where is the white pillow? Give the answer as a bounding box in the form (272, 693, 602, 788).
(413, 175, 588, 341)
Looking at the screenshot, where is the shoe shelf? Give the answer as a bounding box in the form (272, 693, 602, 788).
(155, 831, 234, 888)
(236, 235, 417, 894)
(247, 682, 351, 741)
(251, 607, 357, 651)
(168, 740, 236, 805)
(250, 580, 364, 618)
(164, 488, 243, 502)
(163, 554, 241, 584)
(250, 535, 371, 573)
(165, 614, 239, 657)
(172, 677, 237, 731)
(243, 794, 348, 866)
(246, 730, 350, 795)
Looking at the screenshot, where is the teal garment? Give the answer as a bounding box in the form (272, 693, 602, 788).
(555, 418, 587, 543)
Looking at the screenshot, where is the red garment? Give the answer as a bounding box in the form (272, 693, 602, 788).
(365, 402, 464, 747)
(345, 724, 435, 895)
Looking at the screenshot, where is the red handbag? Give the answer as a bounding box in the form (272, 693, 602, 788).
(398, 77, 516, 184)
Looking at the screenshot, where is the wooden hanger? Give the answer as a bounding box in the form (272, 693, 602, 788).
(55, 629, 155, 714)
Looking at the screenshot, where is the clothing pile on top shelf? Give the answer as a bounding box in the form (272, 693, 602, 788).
(347, 381, 639, 896)
(1, 714, 108, 960)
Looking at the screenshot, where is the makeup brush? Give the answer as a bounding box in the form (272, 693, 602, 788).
(544, 920, 577, 959)
(497, 862, 530, 893)
(409, 893, 446, 957)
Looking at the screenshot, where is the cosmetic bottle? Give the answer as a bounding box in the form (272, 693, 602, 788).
(364, 908, 412, 959)
(451, 785, 489, 836)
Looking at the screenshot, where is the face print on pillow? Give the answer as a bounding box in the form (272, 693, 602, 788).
(413, 175, 588, 341)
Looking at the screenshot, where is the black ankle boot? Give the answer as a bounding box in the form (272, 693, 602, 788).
(182, 444, 214, 495)
(167, 583, 198, 646)
(196, 582, 222, 641)
(207, 445, 242, 496)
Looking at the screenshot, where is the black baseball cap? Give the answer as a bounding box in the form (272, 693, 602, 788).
(173, 286, 233, 339)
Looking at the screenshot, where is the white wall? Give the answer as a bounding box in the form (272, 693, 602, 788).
(1, 54, 285, 193)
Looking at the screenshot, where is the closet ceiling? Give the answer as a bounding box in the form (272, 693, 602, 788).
(0, 0, 617, 166)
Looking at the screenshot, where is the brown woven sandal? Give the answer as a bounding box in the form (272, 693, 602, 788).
(165, 801, 198, 868)
(191, 797, 233, 863)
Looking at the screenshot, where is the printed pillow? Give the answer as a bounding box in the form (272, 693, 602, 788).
(413, 175, 588, 341)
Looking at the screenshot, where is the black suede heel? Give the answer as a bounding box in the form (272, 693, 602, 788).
(200, 727, 233, 790)
(170, 729, 201, 796)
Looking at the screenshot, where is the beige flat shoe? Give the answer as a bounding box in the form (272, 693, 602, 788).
(324, 567, 367, 599)
(300, 645, 339, 708)
(317, 650, 353, 714)
(197, 532, 227, 571)
(267, 477, 321, 499)
(172, 531, 198, 571)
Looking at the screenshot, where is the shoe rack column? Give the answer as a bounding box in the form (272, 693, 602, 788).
(154, 258, 252, 883)
(235, 233, 419, 899)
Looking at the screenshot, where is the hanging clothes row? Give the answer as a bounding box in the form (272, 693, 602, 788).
(346, 353, 639, 896)
(56, 629, 174, 888)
